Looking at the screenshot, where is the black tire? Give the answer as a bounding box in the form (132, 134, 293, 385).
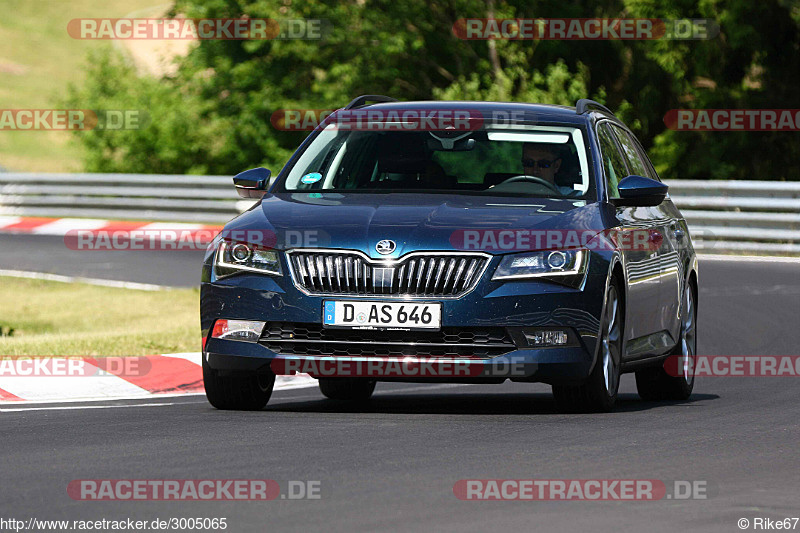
(553, 279, 623, 413)
(636, 280, 697, 401)
(318, 378, 376, 401)
(203, 359, 275, 410)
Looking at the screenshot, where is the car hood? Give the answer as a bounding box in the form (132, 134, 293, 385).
(227, 192, 606, 257)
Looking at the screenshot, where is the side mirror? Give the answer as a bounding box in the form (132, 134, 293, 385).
(233, 167, 272, 198)
(612, 175, 668, 207)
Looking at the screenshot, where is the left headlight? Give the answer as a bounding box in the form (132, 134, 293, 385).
(492, 249, 587, 281)
(214, 240, 282, 278)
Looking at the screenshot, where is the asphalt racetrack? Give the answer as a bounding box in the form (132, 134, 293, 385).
(1, 233, 799, 532)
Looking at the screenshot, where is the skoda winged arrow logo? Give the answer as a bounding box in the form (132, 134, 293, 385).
(375, 239, 396, 255)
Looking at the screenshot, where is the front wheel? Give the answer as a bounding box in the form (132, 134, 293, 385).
(636, 280, 697, 401)
(203, 359, 275, 410)
(553, 280, 623, 413)
(319, 378, 376, 401)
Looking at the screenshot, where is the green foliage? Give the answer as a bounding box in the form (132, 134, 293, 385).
(434, 59, 600, 106)
(63, 47, 293, 174)
(65, 0, 800, 180)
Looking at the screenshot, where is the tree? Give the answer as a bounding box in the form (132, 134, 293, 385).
(66, 0, 800, 180)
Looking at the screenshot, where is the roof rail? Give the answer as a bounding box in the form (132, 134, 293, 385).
(344, 94, 398, 110)
(576, 99, 614, 116)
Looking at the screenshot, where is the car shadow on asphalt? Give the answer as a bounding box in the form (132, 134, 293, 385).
(264, 392, 719, 415)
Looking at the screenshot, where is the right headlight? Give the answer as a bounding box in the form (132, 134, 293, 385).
(214, 240, 282, 278)
(492, 249, 587, 283)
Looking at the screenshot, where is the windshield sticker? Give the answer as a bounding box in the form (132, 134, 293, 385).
(301, 172, 322, 184)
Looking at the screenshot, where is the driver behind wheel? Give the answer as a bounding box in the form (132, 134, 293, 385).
(521, 143, 574, 195)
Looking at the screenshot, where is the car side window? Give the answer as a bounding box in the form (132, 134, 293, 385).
(611, 125, 649, 178)
(597, 123, 627, 199)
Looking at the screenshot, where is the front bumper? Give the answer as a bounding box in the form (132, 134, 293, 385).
(205, 342, 594, 385)
(200, 250, 612, 385)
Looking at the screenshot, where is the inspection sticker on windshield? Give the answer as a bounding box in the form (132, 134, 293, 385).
(323, 301, 441, 330)
(301, 172, 322, 184)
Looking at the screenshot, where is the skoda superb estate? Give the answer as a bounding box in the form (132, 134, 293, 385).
(201, 96, 698, 412)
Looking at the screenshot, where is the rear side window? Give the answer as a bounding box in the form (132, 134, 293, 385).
(597, 123, 627, 199)
(611, 125, 649, 178)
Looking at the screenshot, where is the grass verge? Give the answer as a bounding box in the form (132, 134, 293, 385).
(0, 276, 200, 356)
(0, 0, 170, 171)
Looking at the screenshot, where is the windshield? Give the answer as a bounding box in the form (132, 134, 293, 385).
(282, 124, 592, 199)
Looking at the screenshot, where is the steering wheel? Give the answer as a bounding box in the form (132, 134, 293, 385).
(499, 175, 562, 195)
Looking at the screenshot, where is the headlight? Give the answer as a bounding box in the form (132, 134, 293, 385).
(214, 240, 282, 278)
(492, 249, 587, 281)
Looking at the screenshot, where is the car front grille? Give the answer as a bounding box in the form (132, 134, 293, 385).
(286, 250, 490, 298)
(260, 322, 516, 358)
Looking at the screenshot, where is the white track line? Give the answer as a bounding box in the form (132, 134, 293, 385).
(0, 376, 319, 406)
(0, 392, 205, 406)
(274, 375, 318, 390)
(698, 254, 800, 263)
(0, 401, 185, 412)
(30, 218, 109, 235)
(161, 352, 203, 365)
(0, 368, 152, 402)
(0, 269, 169, 291)
(375, 383, 469, 394)
(139, 222, 206, 230)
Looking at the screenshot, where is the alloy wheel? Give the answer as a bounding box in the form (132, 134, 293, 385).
(602, 285, 622, 395)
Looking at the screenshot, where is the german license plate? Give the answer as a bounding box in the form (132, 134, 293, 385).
(323, 301, 441, 330)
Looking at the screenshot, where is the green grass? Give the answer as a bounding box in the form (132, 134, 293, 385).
(0, 276, 200, 356)
(0, 0, 170, 172)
